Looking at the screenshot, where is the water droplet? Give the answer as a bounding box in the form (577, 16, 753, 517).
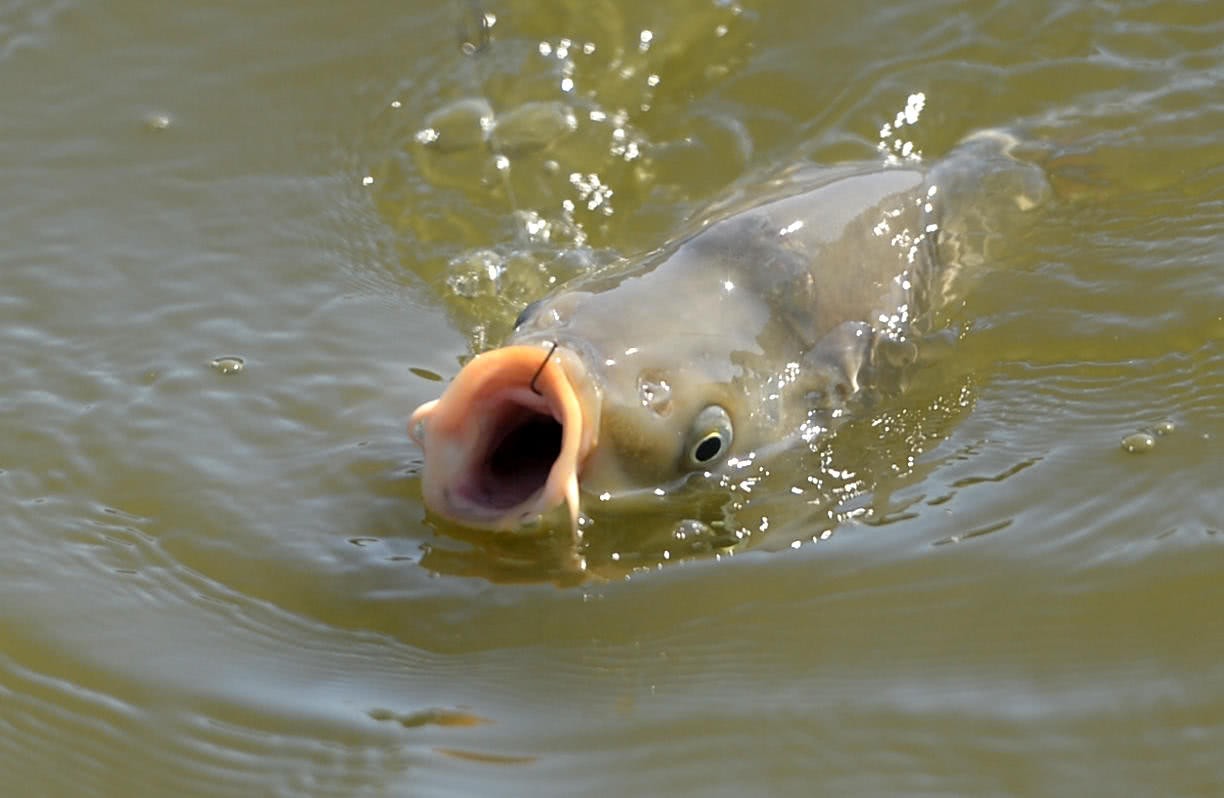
(1154, 420, 1175, 436)
(457, 7, 495, 55)
(209, 356, 245, 375)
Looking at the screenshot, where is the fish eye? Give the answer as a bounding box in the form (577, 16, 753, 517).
(686, 405, 733, 468)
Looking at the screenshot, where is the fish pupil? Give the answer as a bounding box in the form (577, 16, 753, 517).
(694, 435, 723, 463)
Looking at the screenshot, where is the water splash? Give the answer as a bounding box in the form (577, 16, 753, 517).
(877, 91, 927, 165)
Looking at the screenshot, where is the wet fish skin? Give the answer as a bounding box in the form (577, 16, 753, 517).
(410, 133, 1048, 532)
(508, 166, 931, 494)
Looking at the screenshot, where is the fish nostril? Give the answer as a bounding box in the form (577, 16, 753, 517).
(637, 371, 672, 415)
(410, 418, 427, 444)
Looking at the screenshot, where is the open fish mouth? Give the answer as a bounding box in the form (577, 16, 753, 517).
(408, 344, 599, 533)
(457, 387, 564, 512)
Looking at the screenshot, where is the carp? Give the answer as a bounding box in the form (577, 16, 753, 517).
(409, 132, 1047, 534)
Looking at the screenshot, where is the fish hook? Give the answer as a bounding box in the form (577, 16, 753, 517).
(529, 341, 559, 395)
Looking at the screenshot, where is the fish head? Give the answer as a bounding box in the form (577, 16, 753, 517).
(570, 350, 744, 501)
(409, 281, 762, 533)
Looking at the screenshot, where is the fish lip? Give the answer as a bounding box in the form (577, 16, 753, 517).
(409, 344, 600, 533)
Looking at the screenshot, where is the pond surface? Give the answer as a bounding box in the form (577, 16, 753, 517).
(1, 0, 1220, 795)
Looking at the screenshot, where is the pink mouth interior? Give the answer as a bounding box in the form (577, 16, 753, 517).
(461, 396, 564, 511)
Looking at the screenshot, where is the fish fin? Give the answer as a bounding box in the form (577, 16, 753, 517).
(801, 321, 874, 407)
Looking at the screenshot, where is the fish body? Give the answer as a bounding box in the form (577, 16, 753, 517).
(409, 133, 1047, 532)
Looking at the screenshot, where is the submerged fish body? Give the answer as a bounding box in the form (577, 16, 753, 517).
(409, 132, 1048, 533)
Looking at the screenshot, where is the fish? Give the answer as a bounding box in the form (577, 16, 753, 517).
(409, 131, 1048, 535)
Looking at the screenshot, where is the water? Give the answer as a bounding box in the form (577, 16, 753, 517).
(1, 0, 1220, 795)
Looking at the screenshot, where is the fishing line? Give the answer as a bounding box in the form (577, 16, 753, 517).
(529, 341, 559, 395)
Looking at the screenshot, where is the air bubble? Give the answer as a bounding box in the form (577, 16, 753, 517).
(209, 356, 245, 375)
(491, 101, 578, 155)
(417, 98, 494, 153)
(1121, 432, 1155, 453)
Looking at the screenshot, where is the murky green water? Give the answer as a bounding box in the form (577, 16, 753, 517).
(1, 0, 1220, 795)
